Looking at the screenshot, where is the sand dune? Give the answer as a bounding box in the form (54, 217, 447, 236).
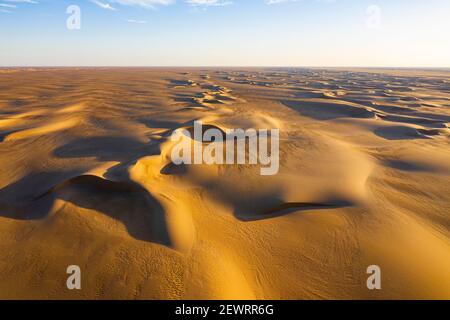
(0, 68, 449, 299)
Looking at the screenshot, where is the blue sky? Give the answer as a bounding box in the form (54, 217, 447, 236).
(1, 0, 449, 67)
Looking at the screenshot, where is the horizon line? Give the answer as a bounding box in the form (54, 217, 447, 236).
(1, 66, 450, 70)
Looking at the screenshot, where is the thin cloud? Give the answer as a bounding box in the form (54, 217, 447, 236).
(1, 0, 38, 14)
(111, 0, 174, 9)
(90, 0, 118, 11)
(186, 0, 233, 6)
(3, 0, 38, 3)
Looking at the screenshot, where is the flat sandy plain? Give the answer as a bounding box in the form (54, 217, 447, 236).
(0, 67, 449, 299)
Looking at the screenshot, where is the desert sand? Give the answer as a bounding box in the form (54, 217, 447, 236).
(0, 67, 449, 299)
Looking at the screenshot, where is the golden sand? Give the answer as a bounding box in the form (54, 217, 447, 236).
(0, 68, 449, 299)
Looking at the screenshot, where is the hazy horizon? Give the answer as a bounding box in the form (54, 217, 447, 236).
(1, 63, 450, 69)
(1, 0, 450, 67)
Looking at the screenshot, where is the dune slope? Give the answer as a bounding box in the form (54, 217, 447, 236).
(0, 67, 449, 299)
